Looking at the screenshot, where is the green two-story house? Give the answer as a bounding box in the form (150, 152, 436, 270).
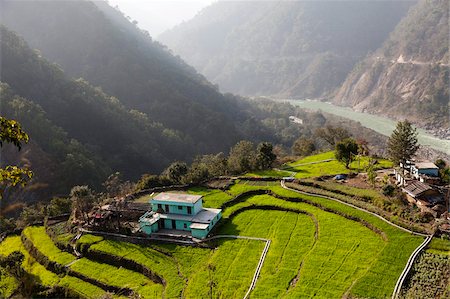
(139, 193, 222, 239)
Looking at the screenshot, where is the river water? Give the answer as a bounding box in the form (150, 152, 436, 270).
(280, 99, 450, 156)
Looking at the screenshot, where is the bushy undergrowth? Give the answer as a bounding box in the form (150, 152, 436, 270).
(400, 252, 450, 299)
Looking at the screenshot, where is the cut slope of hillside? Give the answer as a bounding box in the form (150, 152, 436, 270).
(159, 0, 414, 98)
(333, 0, 449, 131)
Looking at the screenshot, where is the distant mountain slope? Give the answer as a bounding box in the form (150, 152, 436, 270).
(0, 0, 250, 154)
(159, 0, 414, 98)
(333, 0, 449, 131)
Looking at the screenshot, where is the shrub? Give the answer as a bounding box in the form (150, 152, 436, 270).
(382, 184, 395, 196)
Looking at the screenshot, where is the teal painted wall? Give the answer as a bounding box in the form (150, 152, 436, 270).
(151, 200, 201, 216)
(192, 227, 209, 239)
(140, 222, 159, 234)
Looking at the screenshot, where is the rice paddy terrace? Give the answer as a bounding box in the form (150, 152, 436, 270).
(1, 152, 436, 299)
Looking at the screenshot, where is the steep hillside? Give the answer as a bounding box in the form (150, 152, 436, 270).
(0, 26, 191, 197)
(159, 0, 413, 98)
(0, 0, 248, 154)
(334, 0, 449, 132)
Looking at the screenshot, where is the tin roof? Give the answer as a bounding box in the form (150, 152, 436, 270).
(402, 181, 432, 198)
(152, 192, 202, 204)
(192, 208, 221, 224)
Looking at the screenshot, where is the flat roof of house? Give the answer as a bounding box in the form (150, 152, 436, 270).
(190, 223, 209, 230)
(402, 180, 432, 197)
(415, 162, 439, 169)
(152, 192, 202, 204)
(192, 208, 221, 224)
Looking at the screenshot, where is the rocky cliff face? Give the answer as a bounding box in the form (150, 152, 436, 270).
(334, 0, 449, 133)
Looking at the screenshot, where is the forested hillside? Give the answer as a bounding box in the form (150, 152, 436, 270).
(334, 0, 449, 132)
(0, 26, 189, 200)
(0, 0, 247, 154)
(159, 1, 413, 98)
(0, 24, 334, 203)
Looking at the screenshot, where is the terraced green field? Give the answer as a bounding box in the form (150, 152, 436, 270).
(282, 151, 392, 179)
(1, 160, 423, 298)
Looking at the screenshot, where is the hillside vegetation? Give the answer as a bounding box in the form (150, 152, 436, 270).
(159, 1, 413, 98)
(1, 1, 388, 201)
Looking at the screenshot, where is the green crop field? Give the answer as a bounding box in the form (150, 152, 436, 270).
(245, 169, 293, 178)
(0, 151, 423, 299)
(282, 151, 392, 179)
(22, 227, 163, 298)
(0, 235, 107, 298)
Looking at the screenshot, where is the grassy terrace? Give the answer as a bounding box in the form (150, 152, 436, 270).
(221, 180, 424, 297)
(0, 235, 106, 298)
(23, 227, 163, 298)
(78, 178, 423, 298)
(78, 235, 208, 298)
(1, 151, 423, 298)
(282, 151, 392, 179)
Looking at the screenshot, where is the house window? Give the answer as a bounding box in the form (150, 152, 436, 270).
(184, 223, 187, 229)
(187, 206, 192, 214)
(178, 206, 183, 210)
(157, 204, 162, 210)
(165, 205, 169, 213)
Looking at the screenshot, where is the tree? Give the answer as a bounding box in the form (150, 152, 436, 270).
(367, 162, 377, 188)
(0, 117, 33, 201)
(435, 159, 449, 184)
(103, 172, 134, 198)
(292, 138, 316, 156)
(162, 161, 188, 184)
(335, 138, 359, 168)
(70, 185, 95, 223)
(255, 142, 276, 170)
(315, 125, 350, 147)
(135, 174, 165, 191)
(227, 140, 256, 174)
(387, 120, 419, 171)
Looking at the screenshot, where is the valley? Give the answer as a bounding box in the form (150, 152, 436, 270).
(0, 1, 449, 298)
(278, 99, 450, 156)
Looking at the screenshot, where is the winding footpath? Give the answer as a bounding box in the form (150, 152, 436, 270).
(280, 180, 432, 298)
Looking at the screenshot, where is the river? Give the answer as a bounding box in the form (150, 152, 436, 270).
(279, 99, 450, 156)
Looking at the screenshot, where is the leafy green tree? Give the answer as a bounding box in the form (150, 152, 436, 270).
(255, 142, 276, 170)
(162, 161, 188, 184)
(335, 138, 359, 168)
(387, 120, 419, 170)
(47, 197, 72, 216)
(367, 163, 377, 187)
(315, 125, 350, 147)
(0, 117, 33, 201)
(135, 174, 165, 191)
(227, 140, 256, 174)
(292, 138, 316, 156)
(435, 159, 449, 184)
